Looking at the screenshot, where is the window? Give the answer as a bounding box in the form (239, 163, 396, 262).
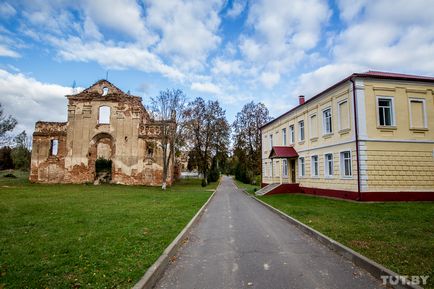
(289, 125, 294, 144)
(310, 114, 318, 138)
(147, 148, 154, 158)
(282, 159, 288, 177)
(409, 99, 427, 128)
(340, 151, 352, 177)
(299, 157, 305, 177)
(282, 128, 287, 145)
(377, 97, 394, 126)
(264, 161, 267, 177)
(102, 87, 109, 96)
(338, 100, 349, 130)
(50, 139, 58, 156)
(323, 108, 332, 134)
(298, 120, 305, 141)
(269, 134, 273, 150)
(324, 153, 333, 177)
(98, 106, 111, 124)
(311, 155, 319, 177)
(270, 160, 274, 177)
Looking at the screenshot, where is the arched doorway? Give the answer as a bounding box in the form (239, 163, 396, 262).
(88, 133, 115, 183)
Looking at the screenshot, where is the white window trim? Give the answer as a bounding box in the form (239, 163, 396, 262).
(282, 159, 288, 177)
(408, 97, 427, 129)
(269, 134, 273, 150)
(309, 114, 318, 138)
(298, 157, 305, 177)
(324, 152, 333, 178)
(289, 125, 295, 144)
(311, 155, 319, 177)
(282, 128, 287, 145)
(322, 107, 333, 135)
(337, 99, 349, 131)
(339, 149, 353, 179)
(298, 120, 305, 141)
(98, 105, 111, 124)
(376, 96, 396, 127)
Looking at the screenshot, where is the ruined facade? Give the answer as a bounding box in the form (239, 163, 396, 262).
(30, 80, 175, 186)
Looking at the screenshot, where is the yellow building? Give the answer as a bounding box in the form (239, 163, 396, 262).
(259, 71, 434, 201)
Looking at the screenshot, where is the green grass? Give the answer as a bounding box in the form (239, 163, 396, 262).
(234, 179, 259, 194)
(0, 171, 216, 289)
(258, 193, 434, 289)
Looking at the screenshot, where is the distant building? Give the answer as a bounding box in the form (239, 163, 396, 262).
(259, 71, 434, 201)
(30, 80, 175, 185)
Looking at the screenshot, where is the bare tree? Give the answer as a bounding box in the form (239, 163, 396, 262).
(184, 97, 230, 185)
(150, 89, 187, 190)
(0, 103, 17, 146)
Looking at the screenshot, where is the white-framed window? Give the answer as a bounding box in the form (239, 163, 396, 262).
(338, 100, 350, 130)
(98, 106, 111, 124)
(323, 108, 332, 134)
(271, 160, 274, 177)
(282, 128, 287, 145)
(298, 120, 305, 141)
(263, 161, 267, 177)
(50, 139, 59, 156)
(289, 125, 294, 144)
(340, 151, 352, 177)
(409, 98, 427, 129)
(324, 153, 333, 177)
(377, 97, 395, 126)
(310, 114, 318, 138)
(269, 134, 273, 150)
(282, 159, 288, 177)
(299, 157, 305, 177)
(311, 155, 319, 177)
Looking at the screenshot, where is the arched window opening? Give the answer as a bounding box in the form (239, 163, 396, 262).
(102, 87, 109, 96)
(99, 106, 111, 124)
(50, 139, 59, 156)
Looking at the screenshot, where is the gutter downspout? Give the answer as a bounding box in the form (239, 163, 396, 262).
(350, 78, 362, 201)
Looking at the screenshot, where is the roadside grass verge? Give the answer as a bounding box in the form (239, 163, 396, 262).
(234, 179, 259, 194)
(0, 171, 215, 289)
(258, 193, 434, 289)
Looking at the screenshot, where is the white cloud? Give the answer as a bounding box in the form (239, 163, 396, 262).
(0, 69, 72, 135)
(145, 0, 223, 70)
(0, 45, 20, 58)
(191, 81, 222, 94)
(0, 2, 16, 19)
(259, 71, 280, 89)
(51, 37, 185, 81)
(226, 0, 246, 18)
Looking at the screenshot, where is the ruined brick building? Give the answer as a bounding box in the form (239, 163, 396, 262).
(30, 80, 175, 185)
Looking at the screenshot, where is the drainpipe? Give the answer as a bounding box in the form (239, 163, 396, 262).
(350, 78, 362, 201)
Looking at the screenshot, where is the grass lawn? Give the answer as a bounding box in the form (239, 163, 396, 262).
(258, 194, 434, 289)
(233, 179, 259, 194)
(0, 171, 216, 289)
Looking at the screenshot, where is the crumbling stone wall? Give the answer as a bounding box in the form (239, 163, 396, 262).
(30, 80, 175, 186)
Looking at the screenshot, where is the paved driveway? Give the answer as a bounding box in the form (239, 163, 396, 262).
(155, 176, 384, 289)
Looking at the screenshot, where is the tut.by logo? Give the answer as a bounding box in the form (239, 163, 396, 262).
(380, 275, 429, 286)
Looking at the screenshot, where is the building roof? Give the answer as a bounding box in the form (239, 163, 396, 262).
(260, 71, 434, 130)
(269, 146, 299, 159)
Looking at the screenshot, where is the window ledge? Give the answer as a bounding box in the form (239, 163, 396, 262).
(410, 127, 428, 132)
(310, 137, 318, 142)
(340, 176, 353, 179)
(338, 128, 351, 135)
(298, 141, 305, 145)
(322, 133, 333, 139)
(377, 125, 397, 131)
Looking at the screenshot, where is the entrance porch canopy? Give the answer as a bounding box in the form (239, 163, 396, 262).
(269, 146, 298, 159)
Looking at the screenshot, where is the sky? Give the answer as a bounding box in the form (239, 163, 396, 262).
(1, 0, 434, 137)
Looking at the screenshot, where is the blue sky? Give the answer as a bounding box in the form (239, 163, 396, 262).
(1, 0, 434, 136)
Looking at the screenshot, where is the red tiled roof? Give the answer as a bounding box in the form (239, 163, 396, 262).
(261, 71, 434, 130)
(269, 146, 298, 159)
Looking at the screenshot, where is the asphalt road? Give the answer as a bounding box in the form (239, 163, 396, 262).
(155, 176, 384, 289)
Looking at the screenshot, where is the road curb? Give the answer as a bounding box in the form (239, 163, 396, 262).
(248, 193, 423, 289)
(132, 188, 218, 289)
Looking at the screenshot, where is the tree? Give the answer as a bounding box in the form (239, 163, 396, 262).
(150, 89, 187, 190)
(232, 102, 271, 183)
(0, 146, 14, 170)
(183, 97, 230, 185)
(11, 131, 31, 171)
(0, 102, 17, 146)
